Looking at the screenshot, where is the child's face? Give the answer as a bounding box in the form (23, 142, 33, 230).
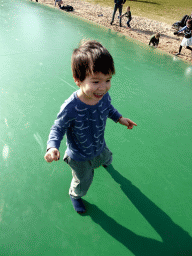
(186, 20, 191, 28)
(75, 72, 112, 105)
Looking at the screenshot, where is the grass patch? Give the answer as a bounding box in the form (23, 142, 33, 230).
(82, 0, 190, 25)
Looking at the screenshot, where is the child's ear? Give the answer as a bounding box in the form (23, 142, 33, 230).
(73, 77, 81, 87)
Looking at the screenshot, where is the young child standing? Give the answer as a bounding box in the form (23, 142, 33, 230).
(44, 40, 137, 214)
(174, 19, 192, 56)
(121, 6, 132, 28)
(149, 33, 160, 47)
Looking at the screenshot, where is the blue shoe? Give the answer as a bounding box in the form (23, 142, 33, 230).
(70, 195, 86, 214)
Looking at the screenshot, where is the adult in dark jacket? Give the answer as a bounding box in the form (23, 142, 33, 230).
(172, 13, 192, 30)
(110, 0, 126, 27)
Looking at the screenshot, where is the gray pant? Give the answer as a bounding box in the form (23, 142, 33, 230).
(63, 146, 113, 199)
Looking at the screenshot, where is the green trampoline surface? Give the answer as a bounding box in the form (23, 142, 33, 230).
(0, 0, 192, 255)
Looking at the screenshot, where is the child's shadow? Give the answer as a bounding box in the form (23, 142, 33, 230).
(83, 165, 192, 255)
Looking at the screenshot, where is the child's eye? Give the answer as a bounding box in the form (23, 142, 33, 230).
(93, 81, 99, 84)
(106, 80, 111, 83)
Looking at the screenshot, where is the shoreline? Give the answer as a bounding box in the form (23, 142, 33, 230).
(34, 0, 192, 64)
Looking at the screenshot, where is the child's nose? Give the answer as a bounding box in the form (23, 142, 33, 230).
(98, 82, 107, 89)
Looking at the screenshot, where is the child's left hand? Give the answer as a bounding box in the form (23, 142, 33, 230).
(119, 117, 137, 129)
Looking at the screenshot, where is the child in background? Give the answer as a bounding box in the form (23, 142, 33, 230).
(149, 33, 160, 47)
(174, 19, 192, 56)
(44, 40, 137, 214)
(121, 6, 132, 28)
(54, 0, 63, 7)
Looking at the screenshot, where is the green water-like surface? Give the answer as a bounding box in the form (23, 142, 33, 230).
(0, 0, 192, 255)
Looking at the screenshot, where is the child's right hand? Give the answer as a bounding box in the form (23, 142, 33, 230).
(44, 148, 60, 163)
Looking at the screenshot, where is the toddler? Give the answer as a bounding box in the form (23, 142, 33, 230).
(44, 40, 137, 214)
(149, 33, 160, 47)
(121, 6, 132, 28)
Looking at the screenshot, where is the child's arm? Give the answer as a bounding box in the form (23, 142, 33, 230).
(149, 36, 154, 45)
(118, 117, 137, 129)
(44, 104, 73, 163)
(174, 25, 187, 35)
(44, 148, 60, 162)
(106, 93, 136, 128)
(120, 12, 126, 18)
(155, 39, 159, 47)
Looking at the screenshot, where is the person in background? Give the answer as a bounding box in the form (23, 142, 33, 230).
(172, 13, 192, 30)
(174, 19, 192, 56)
(55, 0, 63, 7)
(149, 33, 160, 47)
(110, 0, 126, 27)
(120, 6, 132, 28)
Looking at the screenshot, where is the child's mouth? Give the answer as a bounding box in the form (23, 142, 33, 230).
(93, 93, 103, 99)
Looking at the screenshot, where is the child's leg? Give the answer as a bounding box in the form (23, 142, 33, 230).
(186, 46, 192, 51)
(68, 146, 113, 195)
(69, 165, 94, 199)
(63, 154, 94, 199)
(68, 145, 113, 194)
(127, 19, 131, 28)
(63, 155, 94, 213)
(90, 146, 113, 169)
(63, 147, 112, 211)
(151, 42, 156, 46)
(101, 146, 113, 167)
(175, 45, 182, 55)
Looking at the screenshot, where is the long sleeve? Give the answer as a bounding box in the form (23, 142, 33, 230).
(47, 107, 74, 150)
(46, 91, 122, 161)
(107, 94, 122, 122)
(178, 26, 187, 33)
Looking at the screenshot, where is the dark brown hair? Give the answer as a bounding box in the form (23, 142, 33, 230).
(71, 40, 115, 82)
(155, 33, 160, 38)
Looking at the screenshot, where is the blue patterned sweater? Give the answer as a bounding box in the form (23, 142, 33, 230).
(47, 90, 122, 161)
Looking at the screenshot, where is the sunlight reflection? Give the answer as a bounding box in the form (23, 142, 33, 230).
(5, 118, 8, 127)
(185, 66, 192, 77)
(2, 144, 9, 160)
